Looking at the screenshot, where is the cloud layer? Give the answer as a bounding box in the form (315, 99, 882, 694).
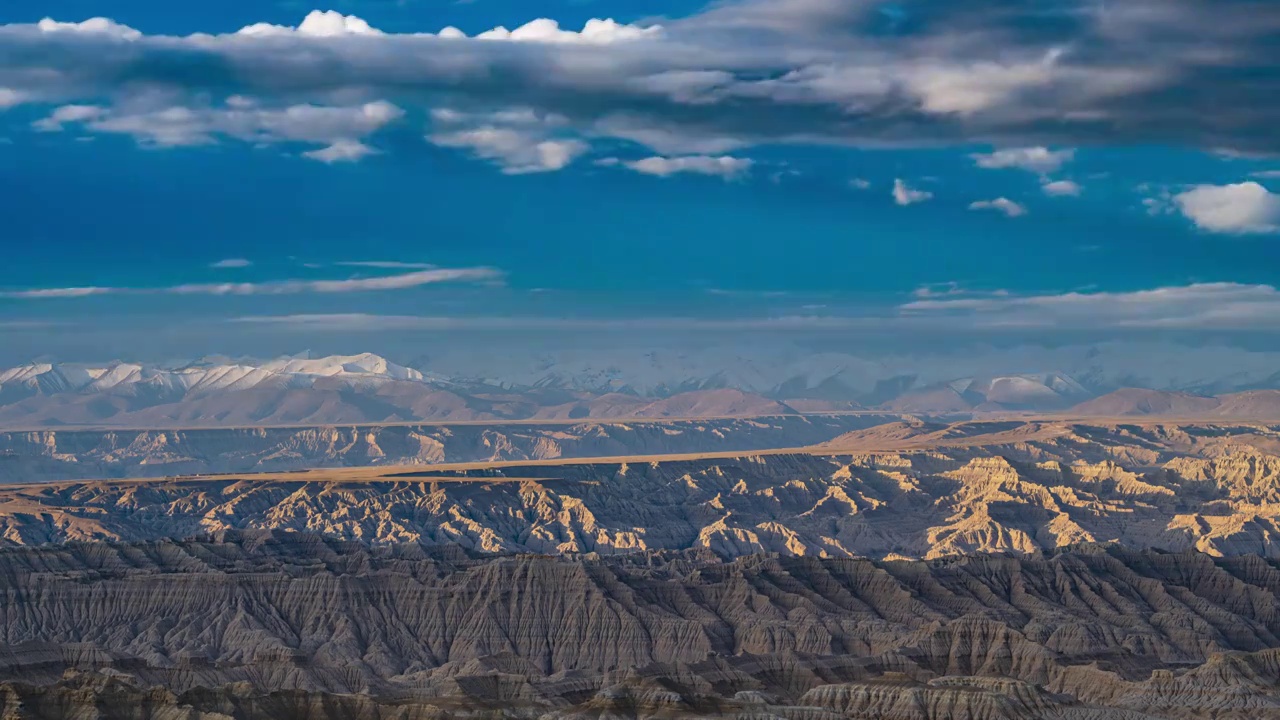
(3, 0, 1278, 160)
(223, 281, 1280, 333)
(901, 283, 1280, 330)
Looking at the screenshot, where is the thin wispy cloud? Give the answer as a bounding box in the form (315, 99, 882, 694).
(900, 283, 1280, 329)
(333, 261, 436, 270)
(969, 198, 1028, 218)
(229, 313, 881, 332)
(0, 320, 58, 329)
(210, 258, 252, 269)
(233, 281, 1280, 332)
(1, 267, 501, 300)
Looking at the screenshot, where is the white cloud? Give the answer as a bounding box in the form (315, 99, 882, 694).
(430, 127, 587, 173)
(36, 16, 141, 40)
(0, 88, 25, 110)
(428, 107, 584, 175)
(969, 197, 1028, 217)
(1172, 182, 1280, 234)
(615, 155, 753, 179)
(903, 54, 1064, 116)
(303, 139, 378, 163)
(86, 99, 399, 147)
(1, 267, 500, 300)
(900, 283, 1280, 329)
(62, 99, 403, 157)
(3, 287, 110, 299)
(590, 115, 746, 156)
(849, 178, 871, 190)
(972, 147, 1076, 174)
(892, 179, 933, 206)
(1250, 170, 1280, 179)
(473, 18, 663, 44)
(24, 96, 401, 156)
(238, 10, 383, 38)
(31, 104, 105, 132)
(210, 258, 252, 269)
(1041, 179, 1082, 197)
(235, 12, 660, 45)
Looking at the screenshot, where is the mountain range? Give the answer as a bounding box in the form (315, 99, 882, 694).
(0, 345, 1278, 427)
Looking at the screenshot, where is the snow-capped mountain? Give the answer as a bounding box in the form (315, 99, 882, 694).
(0, 353, 421, 399)
(408, 341, 1280, 399)
(0, 342, 1277, 427)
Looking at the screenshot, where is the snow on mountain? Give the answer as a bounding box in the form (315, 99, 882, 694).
(0, 342, 1275, 427)
(0, 353, 423, 400)
(410, 341, 1280, 399)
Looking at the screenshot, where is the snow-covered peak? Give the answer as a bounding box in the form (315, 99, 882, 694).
(0, 353, 424, 400)
(259, 352, 422, 381)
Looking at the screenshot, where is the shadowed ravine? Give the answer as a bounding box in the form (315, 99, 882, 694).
(1, 533, 1280, 718)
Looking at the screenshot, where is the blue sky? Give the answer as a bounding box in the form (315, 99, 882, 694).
(2, 0, 1280, 362)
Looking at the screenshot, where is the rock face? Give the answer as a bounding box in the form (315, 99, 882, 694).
(2, 421, 1280, 559)
(0, 415, 902, 483)
(0, 533, 1279, 718)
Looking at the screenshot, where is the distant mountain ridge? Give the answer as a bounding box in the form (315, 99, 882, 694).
(0, 346, 1278, 427)
(1071, 388, 1280, 418)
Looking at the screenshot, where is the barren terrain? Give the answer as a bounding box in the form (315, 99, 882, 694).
(2, 419, 1280, 718)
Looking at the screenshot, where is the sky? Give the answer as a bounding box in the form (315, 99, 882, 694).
(2, 0, 1280, 364)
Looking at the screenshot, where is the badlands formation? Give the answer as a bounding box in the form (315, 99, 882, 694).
(0, 415, 901, 483)
(0, 420, 1279, 558)
(0, 419, 1279, 717)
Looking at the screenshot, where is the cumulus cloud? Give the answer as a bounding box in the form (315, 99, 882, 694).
(25, 97, 402, 160)
(237, 10, 383, 38)
(431, 127, 587, 173)
(893, 179, 933, 206)
(969, 197, 1028, 217)
(303, 139, 378, 163)
(1, 0, 1277, 159)
(1041, 180, 1082, 197)
(234, 10, 660, 45)
(611, 155, 753, 179)
(0, 267, 500, 300)
(972, 147, 1075, 175)
(900, 282, 1280, 330)
(210, 258, 252, 269)
(36, 17, 141, 40)
(1172, 182, 1280, 234)
(31, 104, 104, 132)
(428, 106, 588, 173)
(471, 18, 663, 44)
